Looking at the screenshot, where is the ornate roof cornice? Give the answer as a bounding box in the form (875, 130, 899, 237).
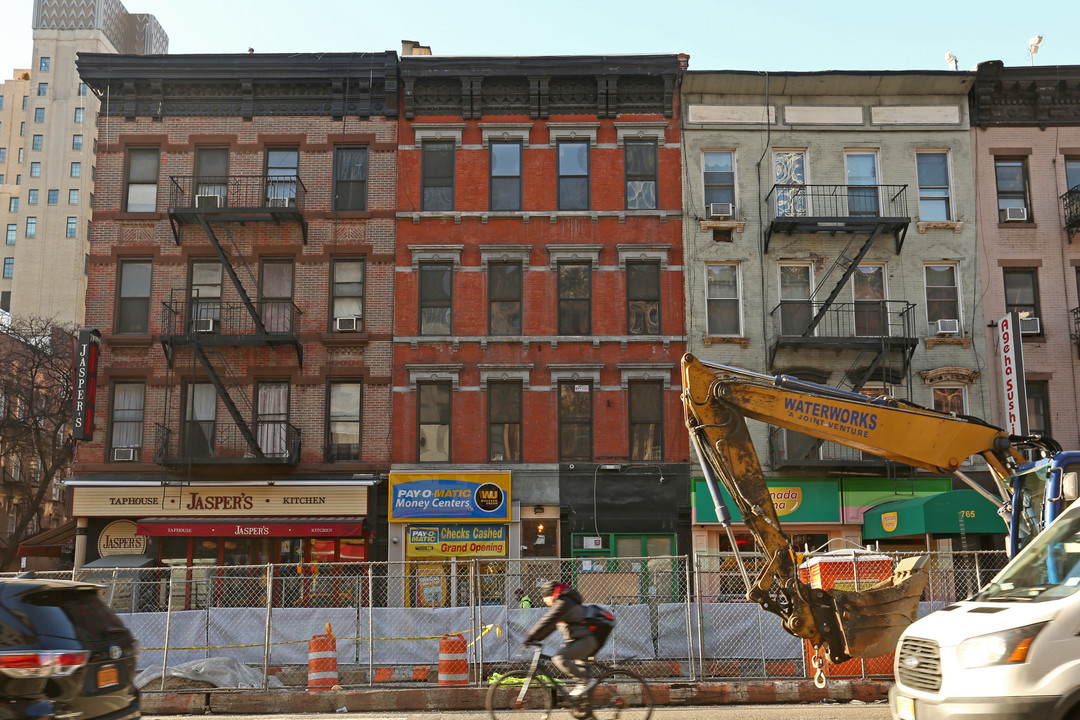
(76, 52, 399, 119)
(971, 60, 1080, 128)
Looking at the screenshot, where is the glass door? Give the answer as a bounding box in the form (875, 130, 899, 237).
(845, 152, 880, 216)
(853, 265, 887, 337)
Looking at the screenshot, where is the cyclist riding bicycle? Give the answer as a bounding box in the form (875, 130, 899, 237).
(523, 580, 603, 697)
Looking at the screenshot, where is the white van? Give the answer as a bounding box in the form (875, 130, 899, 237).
(890, 497, 1080, 719)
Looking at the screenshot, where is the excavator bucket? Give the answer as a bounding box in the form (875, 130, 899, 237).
(826, 555, 929, 660)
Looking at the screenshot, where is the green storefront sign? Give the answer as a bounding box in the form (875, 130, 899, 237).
(693, 478, 840, 524)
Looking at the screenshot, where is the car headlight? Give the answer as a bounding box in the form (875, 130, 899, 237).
(956, 622, 1048, 669)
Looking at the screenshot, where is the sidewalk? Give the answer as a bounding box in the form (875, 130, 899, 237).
(143, 679, 893, 714)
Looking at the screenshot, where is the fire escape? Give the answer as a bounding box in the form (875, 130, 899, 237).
(155, 174, 306, 466)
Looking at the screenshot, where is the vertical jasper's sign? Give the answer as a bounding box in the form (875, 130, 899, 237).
(998, 312, 1028, 437)
(72, 329, 101, 441)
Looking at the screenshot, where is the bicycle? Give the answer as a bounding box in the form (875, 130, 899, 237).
(486, 642, 653, 720)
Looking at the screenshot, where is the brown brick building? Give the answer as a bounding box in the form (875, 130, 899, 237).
(388, 54, 690, 606)
(73, 52, 398, 588)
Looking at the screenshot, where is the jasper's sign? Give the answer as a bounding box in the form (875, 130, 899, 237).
(73, 485, 367, 517)
(71, 329, 101, 441)
(97, 520, 147, 557)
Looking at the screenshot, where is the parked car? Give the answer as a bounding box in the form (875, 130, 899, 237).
(0, 575, 139, 720)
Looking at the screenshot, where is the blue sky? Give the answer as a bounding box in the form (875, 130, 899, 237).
(0, 0, 1072, 80)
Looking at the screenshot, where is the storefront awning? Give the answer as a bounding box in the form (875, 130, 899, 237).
(862, 490, 1005, 540)
(18, 519, 77, 557)
(136, 517, 365, 537)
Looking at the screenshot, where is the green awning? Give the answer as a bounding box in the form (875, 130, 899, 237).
(862, 490, 1006, 540)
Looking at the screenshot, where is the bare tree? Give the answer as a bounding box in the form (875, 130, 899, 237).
(0, 316, 77, 571)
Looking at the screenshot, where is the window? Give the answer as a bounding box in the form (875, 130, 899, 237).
(995, 157, 1032, 222)
(30, 162, 40, 177)
(27, 189, 37, 205)
(78, 82, 87, 96)
(557, 261, 591, 334)
(19, 122, 25, 136)
(8, 198, 16, 212)
(1067, 157, 1080, 193)
(25, 217, 36, 238)
(14, 175, 19, 185)
(124, 149, 158, 212)
(73, 108, 84, 123)
(557, 140, 589, 210)
(333, 147, 368, 211)
(1003, 267, 1041, 330)
(916, 151, 951, 221)
(932, 386, 966, 416)
(853, 264, 887, 336)
(627, 260, 660, 334)
(925, 264, 960, 333)
(266, 148, 298, 205)
(488, 261, 521, 335)
(419, 262, 452, 335)
(0, 292, 8, 313)
(72, 134, 82, 150)
(65, 217, 77, 238)
(703, 150, 735, 210)
(558, 381, 592, 460)
(18, 148, 23, 162)
(33, 108, 44, 123)
(845, 151, 880, 216)
(421, 140, 454, 211)
(327, 382, 362, 461)
(773, 150, 807, 217)
(2, 259, 12, 279)
(116, 260, 152, 333)
(182, 383, 216, 458)
(0, 97, 3, 110)
(37, 83, 47, 97)
(489, 141, 522, 211)
(625, 139, 658, 210)
(39, 57, 49, 72)
(418, 382, 451, 462)
(629, 380, 663, 461)
(488, 381, 522, 462)
(22, 96, 27, 110)
(259, 259, 294, 332)
(110, 383, 145, 458)
(47, 189, 57, 204)
(189, 260, 222, 330)
(70, 162, 81, 178)
(31, 135, 42, 151)
(706, 263, 741, 335)
(68, 189, 78, 204)
(1026, 381, 1050, 437)
(0, 148, 4, 162)
(331, 259, 364, 329)
(779, 264, 812, 336)
(195, 147, 229, 202)
(256, 382, 290, 458)
(5, 225, 14, 244)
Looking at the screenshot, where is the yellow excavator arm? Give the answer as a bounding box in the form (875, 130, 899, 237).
(681, 354, 1030, 664)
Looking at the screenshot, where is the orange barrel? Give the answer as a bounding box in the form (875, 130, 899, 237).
(437, 633, 469, 686)
(307, 629, 338, 690)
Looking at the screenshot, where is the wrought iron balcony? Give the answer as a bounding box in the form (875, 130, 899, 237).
(1063, 185, 1080, 242)
(155, 421, 301, 466)
(160, 299, 301, 342)
(767, 427, 889, 470)
(769, 300, 918, 349)
(166, 174, 308, 243)
(764, 184, 910, 251)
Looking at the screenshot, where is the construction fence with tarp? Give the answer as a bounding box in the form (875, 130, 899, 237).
(1, 550, 1007, 690)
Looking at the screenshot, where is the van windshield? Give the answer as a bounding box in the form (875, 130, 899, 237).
(974, 506, 1080, 602)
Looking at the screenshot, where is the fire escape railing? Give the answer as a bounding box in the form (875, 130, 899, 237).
(1063, 185, 1080, 242)
(167, 174, 307, 212)
(154, 422, 301, 465)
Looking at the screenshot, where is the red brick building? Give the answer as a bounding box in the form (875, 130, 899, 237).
(389, 54, 689, 604)
(73, 52, 398, 583)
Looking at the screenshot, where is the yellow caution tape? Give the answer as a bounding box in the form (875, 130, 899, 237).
(141, 623, 502, 652)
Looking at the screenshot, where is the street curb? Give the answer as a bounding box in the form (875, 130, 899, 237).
(142, 680, 892, 714)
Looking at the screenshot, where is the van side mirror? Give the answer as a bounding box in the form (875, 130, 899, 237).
(1062, 472, 1079, 503)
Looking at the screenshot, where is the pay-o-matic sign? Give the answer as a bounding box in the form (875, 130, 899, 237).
(388, 472, 511, 523)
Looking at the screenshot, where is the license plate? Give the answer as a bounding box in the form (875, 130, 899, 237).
(97, 665, 119, 688)
(896, 695, 915, 720)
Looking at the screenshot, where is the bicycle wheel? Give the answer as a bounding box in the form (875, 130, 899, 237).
(486, 669, 554, 720)
(589, 667, 653, 720)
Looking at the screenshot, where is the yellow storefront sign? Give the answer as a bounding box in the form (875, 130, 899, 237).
(406, 524, 508, 558)
(881, 511, 899, 533)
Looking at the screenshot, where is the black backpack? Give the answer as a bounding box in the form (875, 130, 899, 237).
(582, 604, 616, 644)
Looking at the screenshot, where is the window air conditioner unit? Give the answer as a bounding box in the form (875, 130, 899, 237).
(1019, 316, 1041, 335)
(935, 318, 961, 336)
(112, 447, 135, 462)
(195, 194, 223, 209)
(267, 197, 291, 208)
(335, 316, 360, 332)
(1005, 207, 1028, 222)
(192, 317, 218, 333)
(708, 202, 734, 219)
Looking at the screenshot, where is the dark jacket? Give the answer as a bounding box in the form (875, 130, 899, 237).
(524, 586, 591, 643)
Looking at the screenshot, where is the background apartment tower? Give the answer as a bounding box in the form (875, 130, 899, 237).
(0, 0, 167, 325)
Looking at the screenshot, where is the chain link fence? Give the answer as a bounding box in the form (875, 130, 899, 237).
(3, 550, 1007, 689)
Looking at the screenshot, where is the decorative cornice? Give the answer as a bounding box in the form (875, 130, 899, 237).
(972, 60, 1080, 128)
(920, 366, 980, 385)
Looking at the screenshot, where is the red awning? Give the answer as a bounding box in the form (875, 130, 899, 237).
(18, 519, 77, 557)
(136, 517, 365, 538)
